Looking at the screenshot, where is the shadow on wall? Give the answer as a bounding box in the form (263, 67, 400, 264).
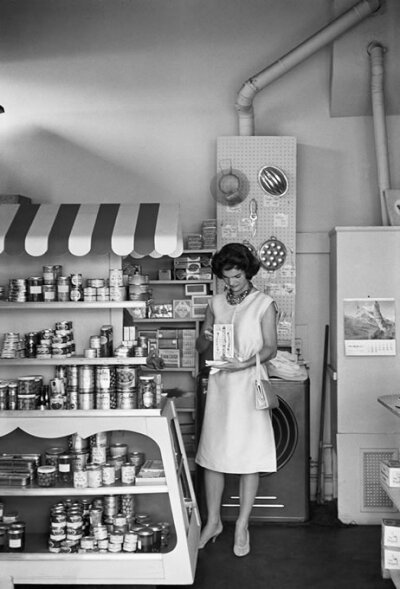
(0, 127, 170, 205)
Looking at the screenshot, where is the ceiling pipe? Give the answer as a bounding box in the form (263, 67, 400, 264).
(235, 0, 382, 136)
(367, 41, 390, 225)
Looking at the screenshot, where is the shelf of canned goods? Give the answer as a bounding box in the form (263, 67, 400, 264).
(0, 399, 200, 588)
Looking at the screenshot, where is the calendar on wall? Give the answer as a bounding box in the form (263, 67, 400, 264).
(215, 136, 296, 350)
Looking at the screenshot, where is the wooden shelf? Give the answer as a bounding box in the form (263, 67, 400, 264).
(0, 482, 168, 496)
(0, 356, 147, 366)
(0, 301, 152, 310)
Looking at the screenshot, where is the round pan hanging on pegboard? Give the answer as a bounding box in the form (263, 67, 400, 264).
(259, 236, 287, 271)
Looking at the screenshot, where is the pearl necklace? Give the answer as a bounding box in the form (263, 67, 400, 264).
(226, 283, 253, 306)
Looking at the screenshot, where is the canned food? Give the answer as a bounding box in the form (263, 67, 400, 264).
(78, 365, 95, 392)
(79, 392, 95, 410)
(73, 469, 88, 489)
(102, 463, 116, 486)
(121, 463, 136, 485)
(91, 444, 107, 465)
(109, 268, 123, 287)
(70, 273, 83, 287)
(86, 464, 102, 488)
(95, 366, 115, 390)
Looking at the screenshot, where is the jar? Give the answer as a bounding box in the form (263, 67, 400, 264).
(42, 265, 56, 284)
(89, 507, 103, 528)
(45, 447, 66, 472)
(37, 465, 56, 487)
(109, 442, 128, 459)
(3, 511, 19, 525)
(58, 454, 72, 485)
(86, 464, 102, 488)
(7, 527, 23, 552)
(25, 331, 39, 357)
(10, 522, 26, 550)
(43, 284, 56, 302)
(27, 276, 43, 302)
(138, 376, 156, 409)
(56, 276, 70, 302)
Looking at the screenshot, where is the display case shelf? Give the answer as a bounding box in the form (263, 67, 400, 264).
(0, 399, 200, 587)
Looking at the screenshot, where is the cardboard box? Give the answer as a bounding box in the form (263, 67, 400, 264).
(381, 460, 400, 487)
(383, 519, 400, 548)
(173, 299, 192, 319)
(158, 329, 178, 339)
(158, 349, 180, 367)
(185, 283, 208, 296)
(382, 546, 400, 570)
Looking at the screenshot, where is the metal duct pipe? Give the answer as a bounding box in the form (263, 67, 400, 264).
(367, 41, 390, 225)
(236, 0, 382, 136)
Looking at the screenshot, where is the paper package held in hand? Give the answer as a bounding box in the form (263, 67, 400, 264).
(213, 324, 234, 360)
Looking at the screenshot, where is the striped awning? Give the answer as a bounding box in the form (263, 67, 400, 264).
(0, 203, 183, 258)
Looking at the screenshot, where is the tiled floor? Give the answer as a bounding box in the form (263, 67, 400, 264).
(16, 502, 393, 589)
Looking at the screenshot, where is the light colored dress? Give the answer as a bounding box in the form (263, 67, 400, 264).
(195, 290, 277, 474)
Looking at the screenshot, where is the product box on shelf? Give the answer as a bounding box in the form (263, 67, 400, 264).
(382, 519, 400, 548)
(158, 349, 180, 367)
(381, 460, 400, 487)
(173, 299, 192, 319)
(185, 283, 208, 296)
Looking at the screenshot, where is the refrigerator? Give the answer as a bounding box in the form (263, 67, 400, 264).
(330, 227, 400, 524)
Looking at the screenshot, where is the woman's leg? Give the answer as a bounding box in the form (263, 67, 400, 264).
(235, 472, 259, 545)
(199, 468, 225, 548)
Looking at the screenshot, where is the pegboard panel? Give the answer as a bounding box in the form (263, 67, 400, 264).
(216, 136, 296, 349)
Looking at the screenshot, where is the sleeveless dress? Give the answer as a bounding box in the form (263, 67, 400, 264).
(195, 290, 277, 474)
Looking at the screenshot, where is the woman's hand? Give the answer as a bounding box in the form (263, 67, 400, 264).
(219, 355, 246, 372)
(203, 328, 213, 341)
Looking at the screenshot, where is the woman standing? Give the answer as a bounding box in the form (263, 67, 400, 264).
(195, 242, 278, 557)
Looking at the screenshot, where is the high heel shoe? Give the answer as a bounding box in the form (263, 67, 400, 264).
(233, 528, 250, 557)
(198, 521, 223, 549)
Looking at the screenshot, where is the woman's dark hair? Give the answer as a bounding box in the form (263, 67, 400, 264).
(212, 243, 260, 279)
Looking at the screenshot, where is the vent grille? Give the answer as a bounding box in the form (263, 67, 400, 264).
(361, 449, 397, 512)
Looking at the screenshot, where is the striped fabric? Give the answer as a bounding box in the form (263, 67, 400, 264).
(0, 203, 183, 258)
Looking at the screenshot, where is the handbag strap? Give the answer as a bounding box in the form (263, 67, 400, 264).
(255, 351, 270, 382)
(255, 352, 261, 380)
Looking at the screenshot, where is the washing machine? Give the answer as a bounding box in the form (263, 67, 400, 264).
(197, 377, 310, 523)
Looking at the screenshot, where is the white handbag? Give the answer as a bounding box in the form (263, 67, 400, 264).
(254, 352, 279, 410)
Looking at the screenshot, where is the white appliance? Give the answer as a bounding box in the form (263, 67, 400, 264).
(330, 226, 400, 524)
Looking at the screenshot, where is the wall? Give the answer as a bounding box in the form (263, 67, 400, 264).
(0, 0, 399, 465)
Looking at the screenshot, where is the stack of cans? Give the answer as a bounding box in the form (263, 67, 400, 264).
(7, 279, 27, 302)
(78, 365, 95, 409)
(95, 367, 117, 410)
(42, 265, 62, 302)
(1, 332, 25, 359)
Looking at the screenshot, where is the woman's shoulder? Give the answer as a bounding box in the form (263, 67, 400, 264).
(251, 290, 277, 310)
